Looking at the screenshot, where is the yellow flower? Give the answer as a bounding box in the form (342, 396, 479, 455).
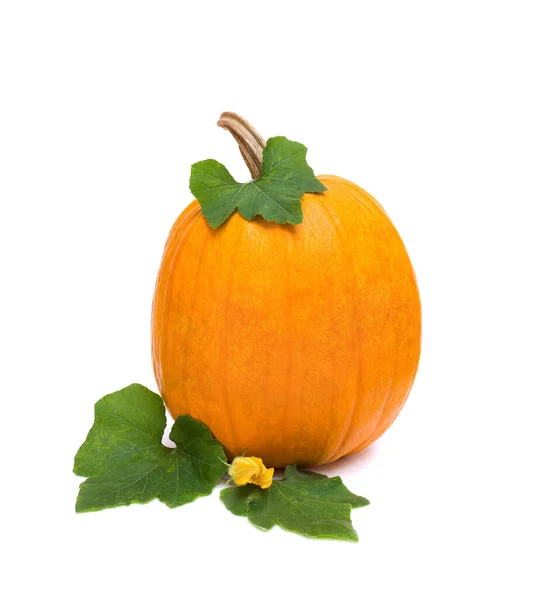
(228, 456, 274, 489)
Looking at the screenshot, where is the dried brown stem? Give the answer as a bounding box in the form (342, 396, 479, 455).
(217, 112, 266, 179)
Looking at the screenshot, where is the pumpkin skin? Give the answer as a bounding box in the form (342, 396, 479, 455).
(151, 175, 421, 467)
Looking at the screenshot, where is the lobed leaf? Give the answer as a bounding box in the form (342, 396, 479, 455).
(220, 465, 369, 542)
(74, 384, 227, 512)
(190, 136, 326, 228)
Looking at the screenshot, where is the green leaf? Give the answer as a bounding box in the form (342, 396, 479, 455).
(190, 136, 327, 228)
(74, 384, 227, 513)
(220, 464, 369, 542)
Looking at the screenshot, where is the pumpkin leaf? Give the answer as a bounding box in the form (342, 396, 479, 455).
(73, 384, 227, 512)
(220, 464, 369, 541)
(190, 136, 326, 228)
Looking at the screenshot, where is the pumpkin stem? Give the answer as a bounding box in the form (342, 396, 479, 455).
(217, 112, 266, 179)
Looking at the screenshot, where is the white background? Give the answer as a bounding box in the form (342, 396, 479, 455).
(1, 1, 533, 598)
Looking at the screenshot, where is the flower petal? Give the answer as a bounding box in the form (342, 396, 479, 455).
(229, 457, 262, 486)
(229, 456, 273, 488)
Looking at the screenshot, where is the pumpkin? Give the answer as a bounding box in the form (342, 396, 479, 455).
(151, 113, 421, 467)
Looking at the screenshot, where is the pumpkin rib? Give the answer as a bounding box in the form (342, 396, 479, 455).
(152, 204, 202, 388)
(348, 190, 397, 456)
(217, 222, 242, 452)
(323, 248, 339, 465)
(352, 324, 421, 452)
(353, 183, 419, 455)
(312, 191, 362, 465)
(179, 221, 211, 417)
(282, 229, 297, 462)
(360, 327, 399, 453)
(261, 231, 276, 457)
(357, 317, 403, 443)
(307, 202, 335, 466)
(350, 227, 422, 453)
(161, 210, 203, 374)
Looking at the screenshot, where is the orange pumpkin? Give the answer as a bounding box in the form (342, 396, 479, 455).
(152, 114, 421, 467)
